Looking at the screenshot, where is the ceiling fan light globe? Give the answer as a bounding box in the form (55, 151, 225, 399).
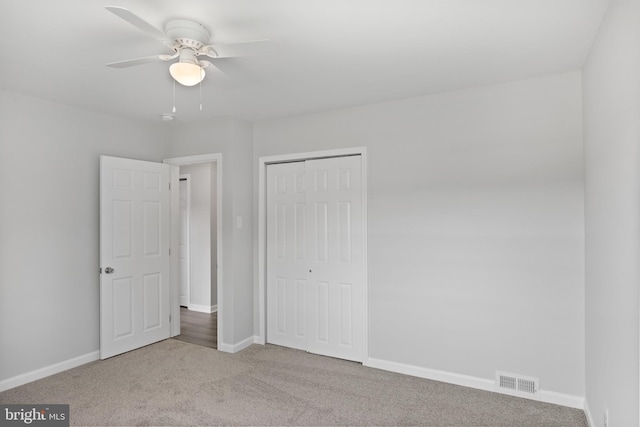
(169, 62, 205, 86)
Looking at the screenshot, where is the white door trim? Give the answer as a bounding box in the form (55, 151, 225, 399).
(257, 147, 368, 361)
(179, 174, 191, 308)
(164, 154, 223, 347)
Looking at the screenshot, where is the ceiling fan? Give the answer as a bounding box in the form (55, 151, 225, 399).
(105, 6, 273, 86)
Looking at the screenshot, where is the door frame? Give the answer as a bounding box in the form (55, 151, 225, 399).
(164, 153, 223, 346)
(257, 147, 368, 361)
(178, 174, 191, 308)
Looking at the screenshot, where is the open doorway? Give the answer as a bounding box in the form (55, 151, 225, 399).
(175, 166, 217, 348)
(164, 154, 222, 350)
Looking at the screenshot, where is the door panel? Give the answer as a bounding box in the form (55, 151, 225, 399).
(142, 273, 161, 330)
(113, 277, 133, 338)
(266, 162, 308, 350)
(100, 156, 171, 359)
(266, 156, 364, 362)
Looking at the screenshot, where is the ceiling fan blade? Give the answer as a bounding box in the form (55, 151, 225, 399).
(106, 54, 172, 68)
(105, 6, 169, 42)
(199, 60, 230, 78)
(201, 39, 273, 59)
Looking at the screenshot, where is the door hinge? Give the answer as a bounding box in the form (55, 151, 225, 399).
(169, 182, 171, 190)
(169, 247, 171, 256)
(169, 315, 172, 322)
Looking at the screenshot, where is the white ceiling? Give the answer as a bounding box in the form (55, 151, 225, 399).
(0, 0, 609, 124)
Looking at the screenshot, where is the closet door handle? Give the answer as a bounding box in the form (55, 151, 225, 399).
(104, 267, 115, 274)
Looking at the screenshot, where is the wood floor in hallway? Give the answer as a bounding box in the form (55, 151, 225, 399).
(173, 307, 217, 349)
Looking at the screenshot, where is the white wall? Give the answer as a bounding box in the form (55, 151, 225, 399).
(583, 0, 640, 425)
(254, 72, 585, 397)
(0, 90, 168, 382)
(180, 163, 212, 310)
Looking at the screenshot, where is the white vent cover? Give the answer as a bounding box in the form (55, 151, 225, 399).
(496, 371, 540, 400)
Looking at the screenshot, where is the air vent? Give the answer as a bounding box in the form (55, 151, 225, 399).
(496, 371, 539, 400)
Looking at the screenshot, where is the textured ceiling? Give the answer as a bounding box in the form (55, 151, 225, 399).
(0, 0, 609, 124)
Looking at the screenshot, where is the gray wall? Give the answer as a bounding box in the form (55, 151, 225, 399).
(253, 72, 585, 397)
(583, 0, 640, 425)
(0, 90, 168, 381)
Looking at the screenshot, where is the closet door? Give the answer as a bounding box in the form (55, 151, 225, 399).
(305, 156, 363, 361)
(266, 156, 364, 362)
(266, 161, 308, 350)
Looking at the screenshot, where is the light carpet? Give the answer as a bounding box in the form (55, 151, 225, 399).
(0, 339, 588, 426)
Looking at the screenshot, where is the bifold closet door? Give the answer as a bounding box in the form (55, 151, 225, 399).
(266, 156, 364, 362)
(266, 161, 308, 351)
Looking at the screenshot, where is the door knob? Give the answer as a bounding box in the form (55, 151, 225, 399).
(104, 267, 115, 274)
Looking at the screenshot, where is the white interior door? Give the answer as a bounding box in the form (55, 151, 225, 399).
(266, 156, 364, 362)
(100, 156, 172, 359)
(179, 176, 190, 307)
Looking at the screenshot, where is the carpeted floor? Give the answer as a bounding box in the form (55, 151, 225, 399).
(0, 339, 587, 426)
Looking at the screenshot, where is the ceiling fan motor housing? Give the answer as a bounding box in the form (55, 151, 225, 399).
(164, 19, 210, 51)
(177, 48, 198, 65)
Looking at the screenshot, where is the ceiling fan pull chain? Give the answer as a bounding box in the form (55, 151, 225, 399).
(172, 79, 177, 113)
(199, 67, 204, 111)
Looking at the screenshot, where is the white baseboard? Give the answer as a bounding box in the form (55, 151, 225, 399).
(0, 351, 100, 393)
(365, 357, 495, 392)
(539, 389, 585, 410)
(218, 335, 260, 354)
(188, 304, 217, 313)
(365, 357, 585, 410)
(584, 399, 594, 427)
